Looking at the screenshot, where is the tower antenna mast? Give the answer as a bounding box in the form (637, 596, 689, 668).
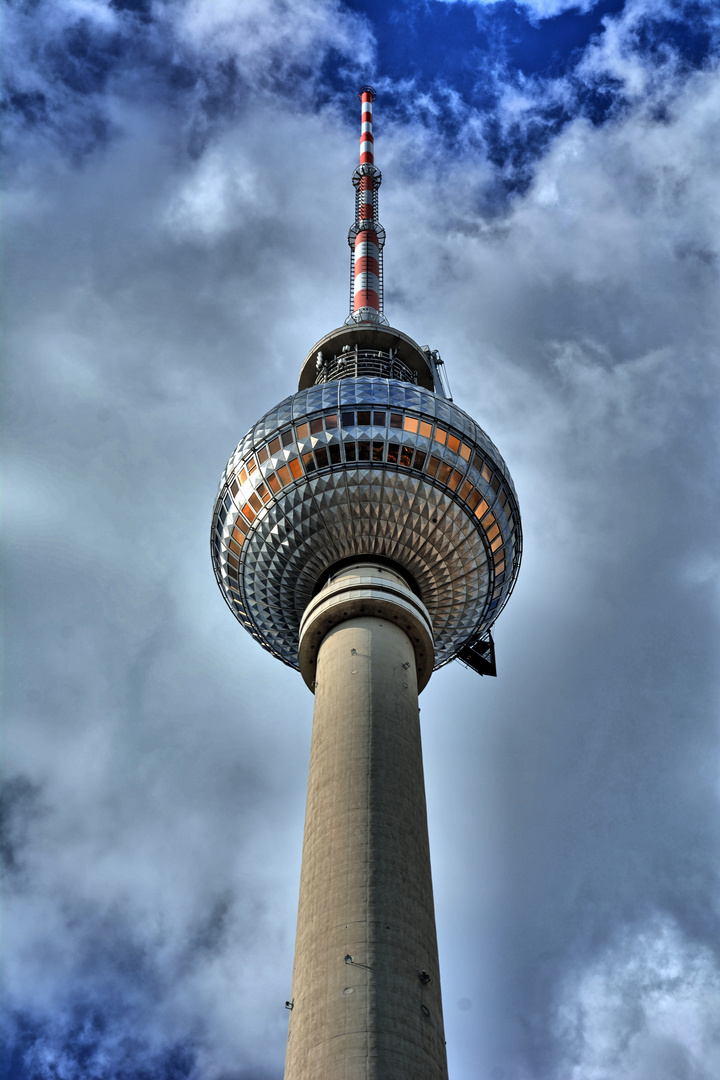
(347, 85, 388, 325)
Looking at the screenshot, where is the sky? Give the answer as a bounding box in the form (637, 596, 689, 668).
(2, 0, 720, 1078)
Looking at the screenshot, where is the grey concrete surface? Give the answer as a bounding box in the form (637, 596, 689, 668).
(285, 563, 448, 1080)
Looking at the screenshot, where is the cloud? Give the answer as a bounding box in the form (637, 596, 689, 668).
(3, 1, 720, 1078)
(435, 0, 599, 18)
(392, 0, 720, 201)
(1, 0, 374, 165)
(434, 0, 719, 30)
(2, 64, 359, 1080)
(171, 0, 373, 77)
(552, 916, 720, 1079)
(577, 0, 720, 100)
(379, 45, 720, 1080)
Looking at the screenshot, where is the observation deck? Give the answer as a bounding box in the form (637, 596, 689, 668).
(211, 323, 522, 674)
(298, 322, 435, 391)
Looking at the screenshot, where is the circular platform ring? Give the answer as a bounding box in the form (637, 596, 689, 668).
(298, 561, 434, 692)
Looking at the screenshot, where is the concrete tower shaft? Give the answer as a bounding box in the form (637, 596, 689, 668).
(285, 563, 448, 1079)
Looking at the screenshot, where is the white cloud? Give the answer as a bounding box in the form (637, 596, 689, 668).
(578, 0, 720, 101)
(163, 141, 263, 240)
(169, 0, 374, 80)
(433, 0, 599, 20)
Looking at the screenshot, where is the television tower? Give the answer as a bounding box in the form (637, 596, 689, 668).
(212, 87, 522, 1080)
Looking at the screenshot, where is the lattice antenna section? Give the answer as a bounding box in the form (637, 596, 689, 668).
(346, 86, 388, 326)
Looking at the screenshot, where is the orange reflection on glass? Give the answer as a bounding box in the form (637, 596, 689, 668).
(434, 427, 447, 445)
(295, 422, 309, 439)
(474, 499, 489, 520)
(241, 502, 256, 523)
(277, 465, 291, 486)
(419, 421, 432, 438)
(460, 480, 473, 500)
(267, 474, 280, 493)
(448, 434, 460, 453)
(269, 437, 281, 455)
(239, 468, 248, 484)
(448, 469, 463, 490)
(404, 416, 419, 434)
(491, 535, 503, 552)
(249, 492, 262, 512)
(257, 446, 269, 464)
(229, 538, 242, 555)
(248, 459, 257, 475)
(460, 443, 471, 461)
(438, 462, 452, 484)
(427, 455, 441, 477)
(288, 458, 302, 480)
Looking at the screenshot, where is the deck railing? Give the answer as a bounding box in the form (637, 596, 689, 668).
(314, 349, 417, 385)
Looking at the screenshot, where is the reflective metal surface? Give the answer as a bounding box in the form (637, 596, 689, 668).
(212, 378, 522, 670)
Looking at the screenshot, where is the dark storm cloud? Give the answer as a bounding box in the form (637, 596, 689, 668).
(3, 1, 719, 1078)
(0, 776, 43, 879)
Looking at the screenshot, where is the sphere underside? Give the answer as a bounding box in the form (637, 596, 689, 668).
(212, 378, 522, 669)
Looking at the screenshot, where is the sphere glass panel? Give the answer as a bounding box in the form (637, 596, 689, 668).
(212, 378, 522, 670)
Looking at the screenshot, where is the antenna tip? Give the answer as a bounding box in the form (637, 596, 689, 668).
(358, 85, 376, 102)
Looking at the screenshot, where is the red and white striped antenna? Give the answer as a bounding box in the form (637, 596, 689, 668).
(347, 86, 387, 325)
